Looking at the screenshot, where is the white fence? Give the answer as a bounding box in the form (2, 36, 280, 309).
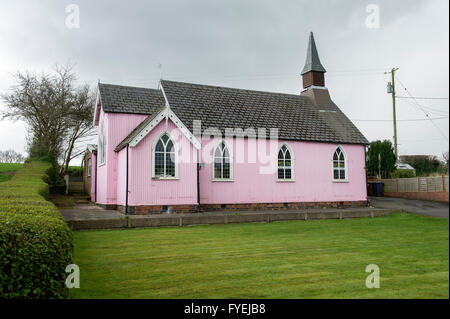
(382, 176, 449, 193)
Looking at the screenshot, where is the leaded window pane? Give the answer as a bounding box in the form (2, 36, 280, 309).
(278, 150, 283, 160)
(334, 170, 339, 179)
(222, 163, 230, 179)
(165, 153, 175, 177)
(214, 162, 222, 179)
(155, 152, 165, 176)
(155, 140, 164, 152)
(339, 170, 346, 180)
(278, 168, 284, 179)
(285, 169, 292, 179)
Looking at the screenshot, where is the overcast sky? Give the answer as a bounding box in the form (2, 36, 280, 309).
(0, 0, 448, 164)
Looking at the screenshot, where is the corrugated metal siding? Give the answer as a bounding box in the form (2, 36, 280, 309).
(94, 110, 147, 204)
(128, 120, 197, 206)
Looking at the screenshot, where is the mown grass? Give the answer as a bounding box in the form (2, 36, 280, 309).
(71, 212, 448, 299)
(0, 163, 24, 182)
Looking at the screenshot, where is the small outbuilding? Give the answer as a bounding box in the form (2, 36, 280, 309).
(82, 144, 97, 195)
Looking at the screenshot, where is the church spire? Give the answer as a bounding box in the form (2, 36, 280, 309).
(301, 32, 326, 89)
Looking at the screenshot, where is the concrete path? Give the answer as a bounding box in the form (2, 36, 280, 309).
(369, 196, 449, 218)
(60, 205, 123, 221)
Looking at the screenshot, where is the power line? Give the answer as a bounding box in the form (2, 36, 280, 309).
(396, 77, 449, 142)
(396, 96, 449, 100)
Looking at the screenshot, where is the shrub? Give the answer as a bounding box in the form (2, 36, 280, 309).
(67, 166, 83, 177)
(391, 169, 416, 179)
(0, 161, 73, 298)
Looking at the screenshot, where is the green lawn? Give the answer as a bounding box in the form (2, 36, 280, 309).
(0, 163, 24, 182)
(71, 212, 449, 299)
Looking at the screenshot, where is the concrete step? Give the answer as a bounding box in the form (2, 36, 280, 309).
(65, 208, 395, 230)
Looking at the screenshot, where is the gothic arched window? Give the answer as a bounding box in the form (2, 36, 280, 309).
(153, 133, 176, 178)
(278, 144, 294, 180)
(333, 146, 347, 181)
(213, 141, 232, 180)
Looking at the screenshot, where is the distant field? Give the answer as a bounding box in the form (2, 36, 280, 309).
(0, 163, 24, 182)
(71, 212, 449, 299)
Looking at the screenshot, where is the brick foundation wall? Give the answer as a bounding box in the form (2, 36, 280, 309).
(96, 203, 119, 210)
(116, 200, 367, 215)
(384, 192, 449, 203)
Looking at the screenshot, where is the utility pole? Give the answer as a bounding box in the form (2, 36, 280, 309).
(386, 68, 399, 159)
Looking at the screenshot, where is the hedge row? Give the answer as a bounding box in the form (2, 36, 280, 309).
(0, 161, 73, 298)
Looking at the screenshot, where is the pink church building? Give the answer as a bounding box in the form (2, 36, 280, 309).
(89, 33, 369, 214)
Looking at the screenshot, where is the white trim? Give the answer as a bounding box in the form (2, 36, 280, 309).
(98, 120, 106, 166)
(332, 145, 349, 182)
(152, 131, 179, 179)
(168, 110, 201, 149)
(87, 158, 92, 177)
(301, 85, 329, 93)
(212, 140, 234, 181)
(93, 86, 102, 126)
(277, 142, 295, 181)
(129, 109, 166, 147)
(128, 85, 201, 150)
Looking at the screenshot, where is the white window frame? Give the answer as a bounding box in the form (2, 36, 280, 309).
(212, 140, 233, 182)
(332, 145, 349, 182)
(152, 131, 179, 179)
(87, 158, 92, 177)
(98, 121, 106, 166)
(277, 143, 295, 182)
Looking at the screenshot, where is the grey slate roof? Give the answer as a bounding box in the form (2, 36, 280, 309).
(301, 32, 327, 75)
(161, 80, 367, 144)
(101, 80, 369, 151)
(98, 83, 165, 114)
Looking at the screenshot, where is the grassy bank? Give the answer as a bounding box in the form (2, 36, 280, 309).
(0, 163, 23, 182)
(71, 212, 448, 299)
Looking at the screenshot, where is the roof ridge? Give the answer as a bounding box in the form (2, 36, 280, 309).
(161, 79, 309, 100)
(99, 82, 160, 92)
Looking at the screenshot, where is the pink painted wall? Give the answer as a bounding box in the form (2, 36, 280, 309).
(95, 109, 367, 207)
(116, 148, 127, 206)
(127, 119, 198, 206)
(94, 107, 147, 205)
(198, 138, 367, 204)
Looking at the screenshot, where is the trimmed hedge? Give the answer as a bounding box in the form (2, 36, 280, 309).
(0, 161, 73, 298)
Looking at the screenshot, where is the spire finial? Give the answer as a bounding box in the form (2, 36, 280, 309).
(301, 32, 326, 75)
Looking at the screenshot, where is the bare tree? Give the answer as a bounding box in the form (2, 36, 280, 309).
(0, 150, 25, 163)
(1, 64, 95, 175)
(60, 84, 96, 175)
